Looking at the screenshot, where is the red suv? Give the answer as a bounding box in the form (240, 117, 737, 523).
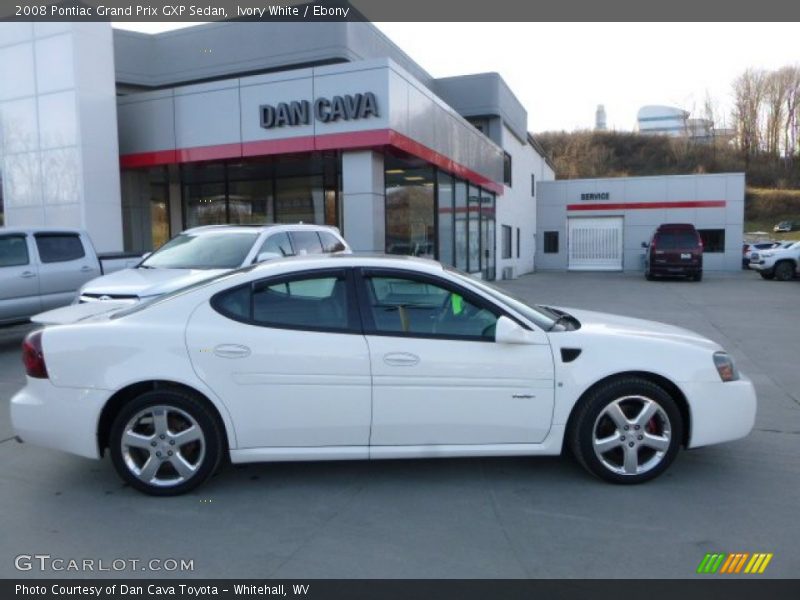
(643, 224, 703, 281)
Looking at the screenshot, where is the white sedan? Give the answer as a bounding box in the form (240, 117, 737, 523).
(11, 255, 756, 495)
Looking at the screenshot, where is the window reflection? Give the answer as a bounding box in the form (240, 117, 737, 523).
(385, 161, 435, 258)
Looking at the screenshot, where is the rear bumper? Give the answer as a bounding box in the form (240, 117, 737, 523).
(10, 379, 108, 459)
(682, 376, 757, 448)
(651, 265, 702, 276)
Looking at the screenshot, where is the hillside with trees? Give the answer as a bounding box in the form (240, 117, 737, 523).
(536, 64, 800, 236)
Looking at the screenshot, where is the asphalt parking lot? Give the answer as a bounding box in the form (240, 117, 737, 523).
(1, 270, 798, 579)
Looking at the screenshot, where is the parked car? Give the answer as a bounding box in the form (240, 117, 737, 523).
(749, 240, 800, 280)
(643, 223, 703, 281)
(742, 241, 780, 269)
(75, 224, 350, 305)
(0, 228, 142, 325)
(773, 221, 794, 233)
(12, 254, 756, 495)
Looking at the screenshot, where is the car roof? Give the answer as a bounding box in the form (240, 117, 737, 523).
(240, 252, 446, 276)
(184, 223, 342, 235)
(0, 226, 86, 235)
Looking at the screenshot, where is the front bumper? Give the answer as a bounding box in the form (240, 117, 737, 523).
(10, 378, 109, 459)
(682, 375, 757, 448)
(749, 260, 772, 271)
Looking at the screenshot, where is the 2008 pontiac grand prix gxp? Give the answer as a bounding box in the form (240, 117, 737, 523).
(11, 255, 756, 495)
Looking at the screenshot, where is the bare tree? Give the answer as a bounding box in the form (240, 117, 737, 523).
(732, 68, 767, 163)
(764, 69, 790, 156)
(781, 65, 800, 167)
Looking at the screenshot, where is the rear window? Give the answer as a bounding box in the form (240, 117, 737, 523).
(319, 231, 346, 253)
(655, 230, 699, 249)
(35, 234, 85, 263)
(0, 235, 30, 267)
(290, 231, 323, 255)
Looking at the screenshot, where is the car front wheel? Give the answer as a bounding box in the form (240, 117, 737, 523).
(568, 378, 682, 484)
(109, 389, 224, 496)
(760, 271, 775, 280)
(774, 261, 794, 281)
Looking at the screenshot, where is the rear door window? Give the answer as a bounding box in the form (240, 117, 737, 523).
(290, 231, 323, 255)
(34, 234, 86, 263)
(0, 235, 30, 267)
(656, 231, 699, 249)
(258, 232, 294, 258)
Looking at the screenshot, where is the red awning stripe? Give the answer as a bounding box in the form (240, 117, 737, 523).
(567, 200, 726, 211)
(119, 129, 504, 195)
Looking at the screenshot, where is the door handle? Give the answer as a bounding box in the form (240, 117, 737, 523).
(20, 271, 37, 279)
(383, 352, 420, 367)
(80, 265, 93, 272)
(213, 344, 251, 359)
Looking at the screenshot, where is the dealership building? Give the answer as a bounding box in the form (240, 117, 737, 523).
(536, 173, 745, 272)
(0, 21, 555, 280)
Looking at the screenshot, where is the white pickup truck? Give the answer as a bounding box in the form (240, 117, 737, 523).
(0, 228, 142, 325)
(749, 240, 800, 281)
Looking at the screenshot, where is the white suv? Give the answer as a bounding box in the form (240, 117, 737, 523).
(77, 224, 351, 304)
(749, 241, 800, 281)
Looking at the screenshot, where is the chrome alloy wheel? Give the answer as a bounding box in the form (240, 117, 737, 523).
(592, 396, 672, 476)
(120, 405, 206, 487)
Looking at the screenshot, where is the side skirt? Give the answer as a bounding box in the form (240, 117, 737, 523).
(229, 425, 566, 464)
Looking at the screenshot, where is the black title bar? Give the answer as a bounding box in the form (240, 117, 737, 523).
(2, 0, 800, 22)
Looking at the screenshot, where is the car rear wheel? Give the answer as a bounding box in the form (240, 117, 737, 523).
(692, 271, 703, 282)
(109, 389, 224, 496)
(774, 261, 794, 282)
(568, 377, 682, 484)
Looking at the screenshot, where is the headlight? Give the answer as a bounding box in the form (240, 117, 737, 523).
(713, 352, 739, 382)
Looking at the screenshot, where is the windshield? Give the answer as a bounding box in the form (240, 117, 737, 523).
(140, 232, 260, 269)
(447, 268, 557, 330)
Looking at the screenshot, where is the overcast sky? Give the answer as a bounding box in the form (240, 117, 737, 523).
(114, 22, 799, 133)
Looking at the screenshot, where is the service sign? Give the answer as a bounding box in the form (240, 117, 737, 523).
(581, 192, 610, 201)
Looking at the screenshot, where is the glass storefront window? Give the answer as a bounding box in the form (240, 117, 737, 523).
(467, 183, 481, 273)
(481, 188, 496, 280)
(275, 176, 324, 224)
(227, 179, 273, 224)
(454, 180, 467, 271)
(120, 166, 169, 253)
(184, 182, 226, 228)
(437, 171, 454, 266)
(385, 161, 435, 258)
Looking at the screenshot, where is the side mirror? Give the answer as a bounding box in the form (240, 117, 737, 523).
(256, 251, 283, 263)
(495, 315, 538, 345)
(641, 241, 648, 249)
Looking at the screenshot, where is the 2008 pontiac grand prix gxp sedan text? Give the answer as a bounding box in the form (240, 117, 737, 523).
(11, 255, 756, 495)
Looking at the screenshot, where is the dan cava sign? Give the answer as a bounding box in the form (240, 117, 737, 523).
(260, 92, 379, 129)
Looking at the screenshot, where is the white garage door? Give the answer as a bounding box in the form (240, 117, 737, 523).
(567, 217, 623, 271)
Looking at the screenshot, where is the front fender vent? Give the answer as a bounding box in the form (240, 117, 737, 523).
(560, 348, 582, 363)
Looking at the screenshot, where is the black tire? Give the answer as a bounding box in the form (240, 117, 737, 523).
(568, 377, 683, 484)
(645, 268, 654, 281)
(109, 389, 224, 496)
(692, 271, 703, 282)
(774, 261, 794, 282)
(760, 271, 775, 280)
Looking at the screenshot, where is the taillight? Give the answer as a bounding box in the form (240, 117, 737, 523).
(22, 330, 48, 379)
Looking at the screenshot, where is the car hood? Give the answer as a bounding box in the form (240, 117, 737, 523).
(553, 307, 721, 352)
(81, 267, 229, 298)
